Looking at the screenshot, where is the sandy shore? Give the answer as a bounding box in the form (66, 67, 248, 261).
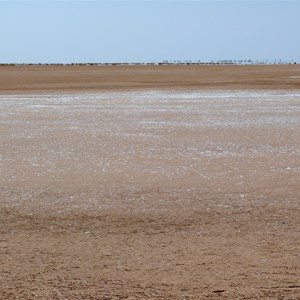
(1, 68, 300, 299)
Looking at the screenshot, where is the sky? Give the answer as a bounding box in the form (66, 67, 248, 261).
(0, 1, 299, 64)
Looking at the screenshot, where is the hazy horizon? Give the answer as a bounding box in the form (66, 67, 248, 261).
(1, 1, 300, 64)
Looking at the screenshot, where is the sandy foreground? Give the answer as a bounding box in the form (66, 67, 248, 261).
(1, 66, 300, 299)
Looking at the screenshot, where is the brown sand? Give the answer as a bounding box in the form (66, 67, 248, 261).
(1, 66, 300, 299)
(1, 64, 300, 93)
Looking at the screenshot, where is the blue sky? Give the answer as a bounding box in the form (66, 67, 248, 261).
(0, 1, 299, 63)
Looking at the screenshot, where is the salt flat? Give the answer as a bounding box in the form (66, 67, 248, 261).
(1, 90, 300, 299)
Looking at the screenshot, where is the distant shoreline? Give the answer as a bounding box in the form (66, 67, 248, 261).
(1, 64, 300, 93)
(0, 62, 298, 68)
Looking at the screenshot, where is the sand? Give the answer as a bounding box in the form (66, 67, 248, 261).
(1, 66, 300, 299)
(1, 64, 300, 93)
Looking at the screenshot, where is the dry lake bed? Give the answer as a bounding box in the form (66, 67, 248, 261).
(1, 89, 300, 299)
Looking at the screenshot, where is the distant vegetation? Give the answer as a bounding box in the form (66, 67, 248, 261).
(0, 60, 298, 66)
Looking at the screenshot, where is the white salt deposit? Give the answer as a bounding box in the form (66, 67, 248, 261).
(1, 89, 300, 214)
